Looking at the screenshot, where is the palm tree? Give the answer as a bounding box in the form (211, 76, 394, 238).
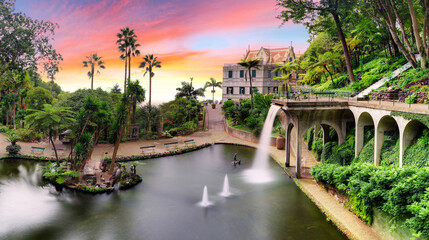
(127, 80, 146, 123)
(237, 58, 260, 110)
(272, 59, 302, 98)
(309, 52, 340, 87)
(25, 104, 75, 166)
(139, 54, 161, 107)
(82, 53, 106, 90)
(116, 27, 140, 92)
(204, 77, 222, 102)
(175, 81, 205, 99)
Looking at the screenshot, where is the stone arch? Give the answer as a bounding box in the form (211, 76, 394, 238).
(355, 112, 375, 157)
(400, 120, 428, 167)
(375, 115, 400, 166)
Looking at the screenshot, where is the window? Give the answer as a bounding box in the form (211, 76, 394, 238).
(240, 87, 245, 95)
(289, 57, 293, 62)
(252, 70, 256, 78)
(267, 87, 271, 93)
(228, 70, 233, 78)
(268, 70, 271, 78)
(240, 70, 244, 78)
(227, 87, 234, 94)
(274, 71, 279, 77)
(273, 87, 278, 93)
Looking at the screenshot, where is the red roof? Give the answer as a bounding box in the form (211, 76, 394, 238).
(245, 47, 293, 64)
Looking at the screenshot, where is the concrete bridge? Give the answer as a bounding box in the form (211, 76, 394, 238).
(272, 98, 429, 178)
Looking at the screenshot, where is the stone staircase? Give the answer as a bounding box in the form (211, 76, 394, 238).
(355, 54, 421, 98)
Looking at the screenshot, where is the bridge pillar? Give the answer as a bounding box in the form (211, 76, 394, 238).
(295, 120, 302, 178)
(285, 123, 293, 167)
(321, 124, 330, 145)
(355, 123, 364, 158)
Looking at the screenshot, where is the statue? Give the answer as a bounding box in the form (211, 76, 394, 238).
(130, 164, 136, 176)
(110, 163, 122, 185)
(232, 153, 241, 166)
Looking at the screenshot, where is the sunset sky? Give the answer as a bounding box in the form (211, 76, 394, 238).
(15, 0, 309, 104)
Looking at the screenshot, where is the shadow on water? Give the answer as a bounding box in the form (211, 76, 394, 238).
(0, 145, 347, 240)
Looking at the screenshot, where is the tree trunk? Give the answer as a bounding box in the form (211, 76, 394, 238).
(149, 70, 152, 107)
(324, 65, 334, 86)
(132, 100, 136, 124)
(424, 0, 429, 57)
(376, 0, 417, 68)
(80, 114, 91, 137)
(50, 131, 60, 166)
(391, 0, 417, 63)
(128, 52, 131, 85)
(331, 12, 355, 82)
(124, 49, 128, 93)
(91, 65, 94, 89)
(109, 105, 131, 174)
(407, 0, 427, 69)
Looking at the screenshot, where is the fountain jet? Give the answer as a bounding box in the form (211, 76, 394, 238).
(220, 174, 231, 197)
(199, 185, 213, 207)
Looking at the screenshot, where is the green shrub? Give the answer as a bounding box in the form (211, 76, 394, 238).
(311, 163, 429, 236)
(0, 125, 9, 133)
(182, 121, 198, 131)
(405, 93, 417, 104)
(11, 128, 42, 142)
(6, 144, 21, 155)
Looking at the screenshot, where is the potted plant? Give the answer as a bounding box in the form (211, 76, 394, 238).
(6, 133, 21, 157)
(211, 103, 216, 109)
(276, 126, 285, 150)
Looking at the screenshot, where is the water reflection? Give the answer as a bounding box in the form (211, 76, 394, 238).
(0, 145, 346, 240)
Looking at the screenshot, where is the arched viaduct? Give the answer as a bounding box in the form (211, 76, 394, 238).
(272, 99, 429, 178)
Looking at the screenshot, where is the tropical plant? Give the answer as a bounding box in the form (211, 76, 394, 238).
(82, 53, 106, 90)
(238, 57, 260, 110)
(175, 81, 205, 99)
(25, 104, 75, 165)
(139, 54, 161, 107)
(127, 80, 146, 124)
(116, 27, 140, 92)
(204, 77, 222, 102)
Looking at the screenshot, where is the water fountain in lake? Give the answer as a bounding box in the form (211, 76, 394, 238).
(244, 105, 281, 184)
(220, 174, 231, 197)
(199, 185, 213, 207)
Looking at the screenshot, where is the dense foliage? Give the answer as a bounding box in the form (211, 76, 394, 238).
(222, 92, 276, 137)
(311, 163, 429, 237)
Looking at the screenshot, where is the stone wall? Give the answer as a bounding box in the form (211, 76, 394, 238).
(371, 90, 428, 103)
(224, 119, 276, 146)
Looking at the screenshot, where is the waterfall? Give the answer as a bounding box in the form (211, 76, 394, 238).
(244, 105, 281, 184)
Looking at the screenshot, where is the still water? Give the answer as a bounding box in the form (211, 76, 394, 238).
(0, 144, 347, 240)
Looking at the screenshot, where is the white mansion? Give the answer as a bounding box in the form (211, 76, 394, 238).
(222, 46, 298, 101)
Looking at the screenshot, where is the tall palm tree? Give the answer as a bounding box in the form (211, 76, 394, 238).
(25, 104, 75, 166)
(116, 27, 140, 92)
(238, 57, 260, 110)
(204, 77, 222, 102)
(82, 53, 106, 90)
(139, 54, 161, 107)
